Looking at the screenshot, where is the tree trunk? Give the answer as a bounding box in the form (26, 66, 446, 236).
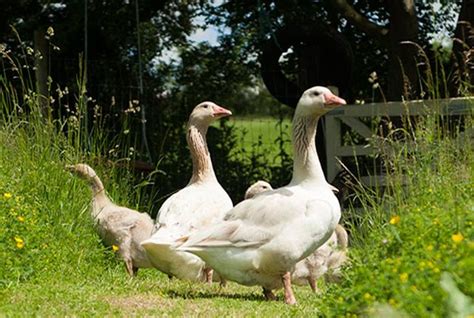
(385, 0, 419, 101)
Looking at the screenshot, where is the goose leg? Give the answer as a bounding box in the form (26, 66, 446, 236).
(219, 277, 227, 288)
(282, 272, 297, 305)
(124, 259, 135, 277)
(204, 267, 213, 284)
(262, 288, 277, 301)
(133, 267, 139, 276)
(308, 277, 318, 293)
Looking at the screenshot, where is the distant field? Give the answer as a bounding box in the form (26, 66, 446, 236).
(227, 116, 293, 163)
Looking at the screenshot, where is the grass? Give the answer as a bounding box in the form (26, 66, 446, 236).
(0, 46, 473, 316)
(1, 98, 472, 316)
(226, 116, 292, 164)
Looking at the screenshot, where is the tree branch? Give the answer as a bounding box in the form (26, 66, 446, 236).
(330, 0, 389, 40)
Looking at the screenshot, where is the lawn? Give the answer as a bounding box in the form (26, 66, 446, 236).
(1, 106, 472, 316)
(226, 116, 293, 163)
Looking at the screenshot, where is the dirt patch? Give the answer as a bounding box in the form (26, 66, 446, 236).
(103, 293, 172, 312)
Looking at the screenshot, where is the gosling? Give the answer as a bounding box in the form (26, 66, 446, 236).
(67, 163, 154, 276)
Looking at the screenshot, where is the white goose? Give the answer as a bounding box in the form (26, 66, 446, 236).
(244, 180, 349, 293)
(141, 101, 233, 282)
(176, 86, 346, 304)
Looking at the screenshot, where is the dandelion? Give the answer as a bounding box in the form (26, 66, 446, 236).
(4, 192, 12, 199)
(399, 272, 408, 282)
(388, 298, 396, 306)
(112, 245, 119, 252)
(14, 236, 24, 249)
(433, 267, 440, 273)
(17, 216, 25, 222)
(389, 215, 400, 225)
(363, 293, 372, 301)
(451, 233, 464, 243)
(426, 244, 434, 251)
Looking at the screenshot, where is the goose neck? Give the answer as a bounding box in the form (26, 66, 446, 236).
(290, 114, 326, 186)
(89, 176, 110, 218)
(187, 123, 216, 184)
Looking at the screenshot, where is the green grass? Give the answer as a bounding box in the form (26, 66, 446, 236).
(0, 46, 473, 315)
(1, 103, 472, 316)
(226, 116, 293, 164)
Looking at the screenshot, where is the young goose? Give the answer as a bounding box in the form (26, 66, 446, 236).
(244, 180, 349, 293)
(66, 163, 154, 276)
(141, 102, 233, 282)
(176, 86, 346, 304)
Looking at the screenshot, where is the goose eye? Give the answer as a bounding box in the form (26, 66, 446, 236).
(203, 104, 209, 109)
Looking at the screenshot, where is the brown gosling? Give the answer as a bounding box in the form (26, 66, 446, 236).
(67, 163, 154, 276)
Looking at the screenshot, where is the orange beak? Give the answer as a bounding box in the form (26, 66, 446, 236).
(212, 105, 232, 118)
(323, 92, 346, 107)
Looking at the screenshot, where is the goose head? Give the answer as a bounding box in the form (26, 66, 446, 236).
(189, 101, 232, 126)
(244, 180, 273, 199)
(65, 163, 97, 180)
(296, 86, 346, 117)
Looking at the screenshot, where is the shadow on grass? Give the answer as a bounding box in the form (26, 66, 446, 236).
(166, 289, 266, 302)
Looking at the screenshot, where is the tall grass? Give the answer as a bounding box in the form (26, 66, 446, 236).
(0, 30, 473, 316)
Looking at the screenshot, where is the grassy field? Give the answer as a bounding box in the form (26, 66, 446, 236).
(226, 116, 293, 163)
(1, 98, 473, 316)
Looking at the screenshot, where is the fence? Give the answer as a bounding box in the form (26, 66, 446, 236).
(324, 98, 474, 186)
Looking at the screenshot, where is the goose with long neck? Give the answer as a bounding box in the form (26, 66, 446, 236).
(244, 180, 349, 293)
(141, 101, 233, 282)
(67, 163, 154, 276)
(176, 86, 346, 304)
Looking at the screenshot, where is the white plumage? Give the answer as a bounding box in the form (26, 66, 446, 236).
(177, 86, 346, 304)
(244, 180, 349, 293)
(141, 101, 233, 282)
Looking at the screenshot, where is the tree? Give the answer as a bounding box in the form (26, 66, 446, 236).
(207, 0, 464, 102)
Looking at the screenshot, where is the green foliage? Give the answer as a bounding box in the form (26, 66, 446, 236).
(1, 25, 473, 317)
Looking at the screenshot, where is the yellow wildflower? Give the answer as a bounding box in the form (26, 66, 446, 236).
(17, 216, 25, 222)
(389, 215, 400, 225)
(112, 245, 119, 252)
(4, 192, 12, 199)
(363, 293, 372, 301)
(433, 267, 440, 273)
(426, 244, 434, 251)
(399, 272, 408, 282)
(419, 261, 426, 269)
(389, 298, 396, 306)
(451, 233, 464, 243)
(14, 236, 24, 249)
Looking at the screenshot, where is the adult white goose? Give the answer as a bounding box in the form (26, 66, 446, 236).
(244, 180, 349, 293)
(176, 86, 346, 304)
(141, 101, 233, 282)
